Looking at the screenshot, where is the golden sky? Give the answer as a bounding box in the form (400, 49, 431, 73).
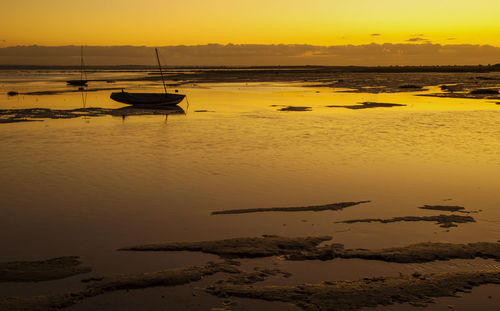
(1, 0, 499, 47)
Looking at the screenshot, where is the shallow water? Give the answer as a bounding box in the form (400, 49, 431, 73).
(0, 70, 499, 309)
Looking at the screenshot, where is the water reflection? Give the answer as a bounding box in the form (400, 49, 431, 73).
(115, 105, 185, 122)
(79, 87, 88, 108)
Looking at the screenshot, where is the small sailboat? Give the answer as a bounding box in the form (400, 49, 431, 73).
(110, 48, 185, 106)
(67, 46, 88, 86)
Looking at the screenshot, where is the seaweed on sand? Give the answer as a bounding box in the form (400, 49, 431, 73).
(418, 205, 481, 214)
(398, 84, 423, 89)
(0, 257, 91, 282)
(21, 87, 123, 96)
(4, 263, 500, 311)
(207, 270, 500, 311)
(326, 102, 405, 109)
(0, 106, 185, 124)
(4, 241, 500, 310)
(0, 118, 42, 124)
(83, 262, 237, 292)
(121, 236, 500, 263)
(278, 106, 312, 111)
(0, 261, 289, 311)
(337, 214, 475, 228)
(290, 242, 500, 262)
(212, 200, 370, 215)
(418, 205, 465, 212)
(470, 88, 499, 95)
(0, 262, 238, 311)
(440, 84, 465, 92)
(120, 235, 333, 258)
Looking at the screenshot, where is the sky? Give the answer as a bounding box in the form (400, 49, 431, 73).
(1, 0, 499, 65)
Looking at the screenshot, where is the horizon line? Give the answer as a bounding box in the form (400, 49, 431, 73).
(2, 42, 500, 48)
(1, 64, 499, 70)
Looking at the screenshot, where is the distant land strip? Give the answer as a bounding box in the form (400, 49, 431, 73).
(0, 65, 500, 72)
(211, 200, 370, 215)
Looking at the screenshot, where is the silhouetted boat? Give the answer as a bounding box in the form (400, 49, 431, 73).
(110, 91, 185, 106)
(67, 80, 88, 86)
(67, 46, 88, 86)
(110, 48, 185, 106)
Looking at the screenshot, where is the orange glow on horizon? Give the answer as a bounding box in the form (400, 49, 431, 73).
(1, 0, 499, 48)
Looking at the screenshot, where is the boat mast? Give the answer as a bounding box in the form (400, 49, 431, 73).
(155, 48, 168, 94)
(80, 46, 84, 81)
(80, 45, 87, 82)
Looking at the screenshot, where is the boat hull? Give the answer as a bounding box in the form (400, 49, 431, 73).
(110, 92, 185, 106)
(67, 80, 88, 86)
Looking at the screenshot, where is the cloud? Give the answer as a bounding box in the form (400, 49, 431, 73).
(0, 43, 499, 66)
(370, 33, 381, 37)
(406, 37, 427, 42)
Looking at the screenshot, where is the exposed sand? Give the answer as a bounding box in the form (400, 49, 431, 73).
(418, 205, 481, 214)
(418, 205, 466, 212)
(120, 235, 332, 258)
(278, 106, 312, 111)
(0, 261, 294, 311)
(0, 257, 91, 283)
(310, 242, 500, 263)
(0, 262, 235, 311)
(0, 107, 185, 123)
(3, 258, 500, 311)
(326, 102, 405, 109)
(122, 69, 500, 95)
(207, 270, 500, 311)
(120, 236, 500, 263)
(19, 88, 123, 96)
(211, 201, 370, 215)
(337, 214, 475, 228)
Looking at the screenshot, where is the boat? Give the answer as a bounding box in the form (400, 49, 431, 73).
(67, 46, 88, 86)
(110, 48, 185, 106)
(110, 91, 185, 106)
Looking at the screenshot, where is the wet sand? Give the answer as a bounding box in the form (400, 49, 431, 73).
(0, 106, 185, 123)
(0, 262, 236, 311)
(120, 236, 500, 263)
(120, 236, 332, 258)
(148, 69, 500, 96)
(0, 257, 90, 282)
(4, 259, 500, 311)
(207, 270, 500, 311)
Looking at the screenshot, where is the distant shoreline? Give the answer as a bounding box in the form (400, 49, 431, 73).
(1, 64, 500, 73)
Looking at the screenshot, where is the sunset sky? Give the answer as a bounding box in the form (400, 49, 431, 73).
(1, 0, 499, 65)
(1, 0, 499, 47)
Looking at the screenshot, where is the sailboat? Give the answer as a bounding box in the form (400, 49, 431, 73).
(110, 48, 185, 106)
(67, 46, 88, 86)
